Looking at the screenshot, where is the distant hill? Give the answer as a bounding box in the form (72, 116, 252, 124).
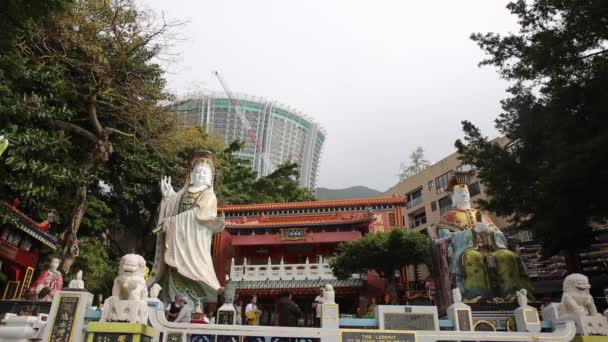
(316, 186, 381, 200)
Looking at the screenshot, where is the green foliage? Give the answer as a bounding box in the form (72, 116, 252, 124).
(71, 238, 117, 296)
(330, 229, 430, 279)
(216, 140, 315, 204)
(399, 146, 430, 181)
(457, 0, 608, 256)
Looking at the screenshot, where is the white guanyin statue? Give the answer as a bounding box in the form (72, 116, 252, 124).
(147, 151, 225, 307)
(68, 270, 85, 289)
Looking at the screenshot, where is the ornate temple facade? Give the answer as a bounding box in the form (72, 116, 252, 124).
(212, 197, 409, 326)
(0, 201, 58, 300)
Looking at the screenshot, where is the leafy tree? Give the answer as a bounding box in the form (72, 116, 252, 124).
(399, 147, 430, 181)
(0, 0, 184, 273)
(330, 229, 430, 304)
(216, 140, 315, 204)
(456, 0, 608, 266)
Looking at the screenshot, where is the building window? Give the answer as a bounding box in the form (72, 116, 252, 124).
(406, 188, 423, 209)
(435, 170, 454, 194)
(409, 211, 427, 229)
(388, 213, 396, 227)
(431, 201, 437, 212)
(428, 180, 434, 191)
(469, 181, 481, 197)
(438, 196, 452, 216)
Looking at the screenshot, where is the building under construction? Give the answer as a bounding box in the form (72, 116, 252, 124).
(174, 92, 326, 189)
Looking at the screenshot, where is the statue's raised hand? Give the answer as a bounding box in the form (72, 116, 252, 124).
(160, 176, 175, 199)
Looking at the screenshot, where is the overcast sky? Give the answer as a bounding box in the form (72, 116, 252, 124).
(138, 0, 517, 191)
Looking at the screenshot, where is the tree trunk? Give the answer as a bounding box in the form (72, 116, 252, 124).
(386, 275, 399, 305)
(60, 136, 112, 274)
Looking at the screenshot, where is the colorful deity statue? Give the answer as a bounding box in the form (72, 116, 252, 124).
(28, 258, 63, 301)
(147, 151, 225, 308)
(437, 172, 531, 303)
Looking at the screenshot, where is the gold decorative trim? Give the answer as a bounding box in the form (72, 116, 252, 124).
(2, 281, 20, 299)
(46, 293, 83, 342)
(473, 320, 497, 331)
(19, 267, 35, 298)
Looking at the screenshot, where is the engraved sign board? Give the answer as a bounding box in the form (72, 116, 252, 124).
(456, 309, 472, 331)
(217, 310, 235, 325)
(524, 308, 540, 324)
(91, 333, 133, 342)
(384, 312, 435, 331)
(47, 295, 80, 342)
(167, 333, 184, 342)
(341, 330, 416, 342)
(0, 299, 52, 317)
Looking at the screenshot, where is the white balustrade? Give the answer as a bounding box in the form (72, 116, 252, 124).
(230, 258, 338, 281)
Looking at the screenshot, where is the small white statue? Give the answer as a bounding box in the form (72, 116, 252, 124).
(149, 283, 162, 299)
(516, 289, 528, 308)
(323, 284, 335, 304)
(452, 288, 462, 304)
(101, 254, 149, 324)
(68, 270, 85, 289)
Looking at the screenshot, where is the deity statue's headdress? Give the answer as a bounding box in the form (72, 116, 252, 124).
(446, 171, 474, 192)
(182, 150, 216, 190)
(190, 150, 216, 172)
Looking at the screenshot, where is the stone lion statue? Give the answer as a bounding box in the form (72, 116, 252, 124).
(560, 273, 598, 318)
(101, 254, 149, 324)
(112, 254, 148, 301)
(558, 273, 608, 336)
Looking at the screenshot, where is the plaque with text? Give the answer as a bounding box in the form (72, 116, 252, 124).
(191, 335, 215, 342)
(168, 333, 184, 342)
(47, 295, 80, 342)
(384, 312, 435, 331)
(92, 333, 133, 342)
(524, 309, 539, 324)
(456, 309, 472, 331)
(217, 310, 235, 324)
(341, 330, 416, 342)
(0, 300, 52, 317)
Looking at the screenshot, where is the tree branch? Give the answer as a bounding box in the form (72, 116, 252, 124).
(50, 120, 99, 144)
(88, 91, 104, 136)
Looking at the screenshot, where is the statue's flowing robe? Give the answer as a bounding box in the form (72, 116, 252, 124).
(437, 208, 530, 300)
(29, 270, 63, 301)
(148, 186, 224, 304)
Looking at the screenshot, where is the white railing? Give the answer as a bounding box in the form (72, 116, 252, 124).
(230, 258, 337, 281)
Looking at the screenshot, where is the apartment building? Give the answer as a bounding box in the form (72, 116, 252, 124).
(383, 138, 511, 234)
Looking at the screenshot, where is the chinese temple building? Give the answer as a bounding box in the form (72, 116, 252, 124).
(213, 196, 409, 326)
(0, 201, 58, 300)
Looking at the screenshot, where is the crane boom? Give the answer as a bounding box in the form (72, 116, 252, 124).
(213, 71, 275, 173)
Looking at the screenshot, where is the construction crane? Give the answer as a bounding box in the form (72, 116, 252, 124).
(213, 71, 275, 174)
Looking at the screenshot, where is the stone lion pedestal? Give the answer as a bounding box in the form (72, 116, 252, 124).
(86, 322, 154, 342)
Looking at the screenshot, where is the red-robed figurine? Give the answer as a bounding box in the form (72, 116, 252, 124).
(28, 258, 63, 301)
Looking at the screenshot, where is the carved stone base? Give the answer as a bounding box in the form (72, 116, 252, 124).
(100, 297, 149, 324)
(569, 315, 608, 336)
(86, 322, 154, 342)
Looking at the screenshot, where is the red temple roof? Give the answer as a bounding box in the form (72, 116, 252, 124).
(220, 196, 406, 213)
(226, 211, 374, 228)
